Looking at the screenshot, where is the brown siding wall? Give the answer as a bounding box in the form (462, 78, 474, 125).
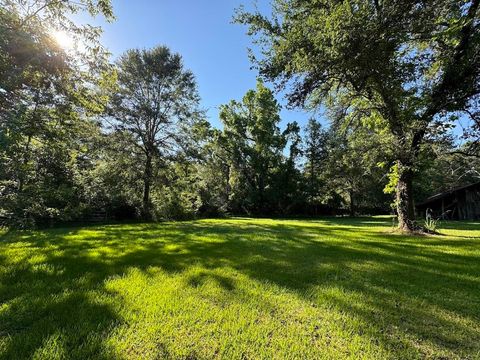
(416, 184, 480, 220)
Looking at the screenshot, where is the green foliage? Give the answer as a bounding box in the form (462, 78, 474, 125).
(214, 81, 293, 214)
(424, 216, 439, 233)
(1, 1, 479, 228)
(414, 137, 480, 201)
(303, 118, 328, 205)
(321, 122, 391, 215)
(0, 0, 114, 226)
(109, 46, 202, 219)
(236, 0, 480, 230)
(384, 163, 399, 195)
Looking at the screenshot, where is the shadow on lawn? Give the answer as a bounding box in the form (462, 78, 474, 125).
(0, 246, 127, 358)
(0, 218, 479, 358)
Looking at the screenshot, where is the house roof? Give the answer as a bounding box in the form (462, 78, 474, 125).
(416, 181, 480, 208)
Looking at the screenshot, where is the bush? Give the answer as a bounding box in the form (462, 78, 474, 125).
(151, 188, 200, 221)
(424, 217, 439, 233)
(423, 209, 439, 233)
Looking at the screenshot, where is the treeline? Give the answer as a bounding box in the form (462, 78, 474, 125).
(1, 1, 479, 228)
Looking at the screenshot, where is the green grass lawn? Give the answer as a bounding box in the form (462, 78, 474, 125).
(0, 217, 479, 359)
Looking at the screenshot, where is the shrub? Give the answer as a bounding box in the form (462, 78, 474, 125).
(424, 210, 439, 233)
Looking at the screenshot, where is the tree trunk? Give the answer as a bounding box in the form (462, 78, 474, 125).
(258, 172, 265, 214)
(396, 160, 416, 231)
(142, 154, 153, 220)
(224, 164, 231, 204)
(349, 189, 355, 217)
(18, 134, 32, 193)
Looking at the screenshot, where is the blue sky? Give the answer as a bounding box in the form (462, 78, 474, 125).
(83, 0, 316, 130)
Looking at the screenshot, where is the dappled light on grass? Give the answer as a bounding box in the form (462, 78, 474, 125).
(0, 218, 479, 359)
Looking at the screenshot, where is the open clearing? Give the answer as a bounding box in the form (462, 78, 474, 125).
(0, 217, 479, 359)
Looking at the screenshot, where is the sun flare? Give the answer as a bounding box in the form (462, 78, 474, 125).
(51, 30, 74, 49)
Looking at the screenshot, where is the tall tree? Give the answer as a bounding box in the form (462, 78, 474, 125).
(325, 124, 390, 216)
(303, 118, 328, 207)
(275, 121, 304, 214)
(217, 81, 287, 214)
(110, 46, 201, 219)
(236, 0, 480, 231)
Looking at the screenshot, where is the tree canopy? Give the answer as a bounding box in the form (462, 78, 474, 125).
(1, 0, 479, 230)
(109, 46, 201, 219)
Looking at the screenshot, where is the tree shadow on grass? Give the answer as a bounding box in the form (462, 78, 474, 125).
(0, 256, 126, 359)
(440, 221, 480, 231)
(0, 218, 479, 358)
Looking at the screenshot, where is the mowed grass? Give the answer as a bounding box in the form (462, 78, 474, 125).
(0, 218, 479, 359)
